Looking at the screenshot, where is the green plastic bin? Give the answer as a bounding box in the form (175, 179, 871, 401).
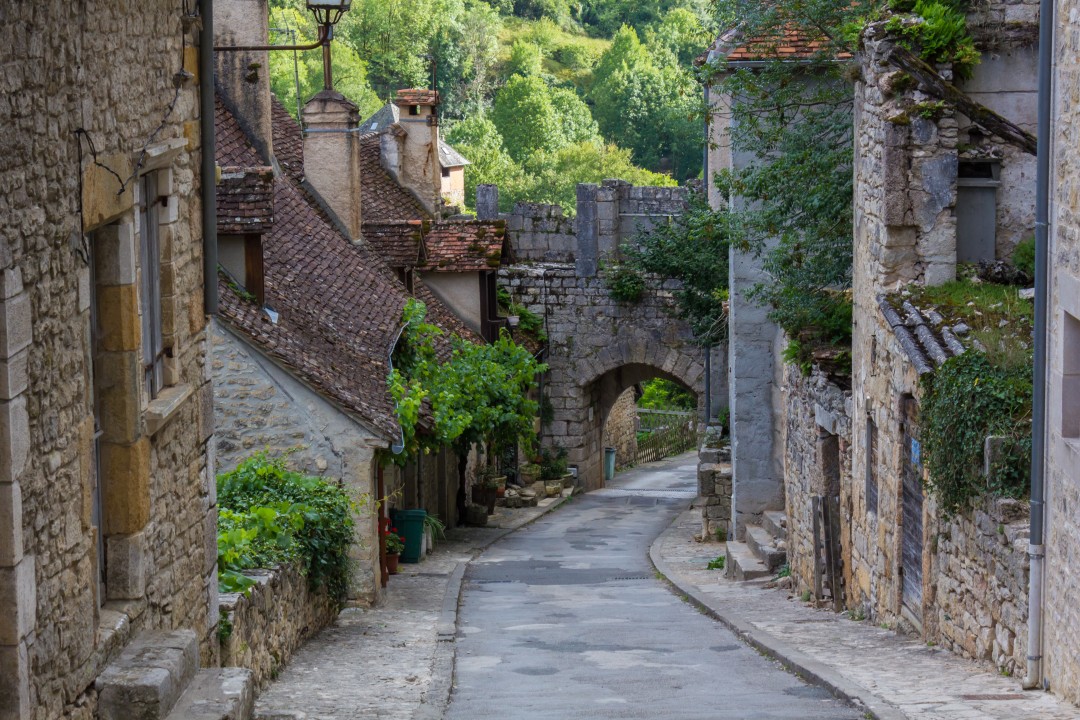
(604, 447, 616, 483)
(398, 508, 427, 563)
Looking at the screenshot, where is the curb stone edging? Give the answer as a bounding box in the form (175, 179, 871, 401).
(647, 509, 910, 720)
(411, 493, 571, 720)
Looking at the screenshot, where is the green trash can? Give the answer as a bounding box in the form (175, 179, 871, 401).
(604, 447, 616, 483)
(398, 509, 427, 563)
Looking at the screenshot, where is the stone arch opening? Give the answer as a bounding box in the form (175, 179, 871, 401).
(560, 359, 704, 491)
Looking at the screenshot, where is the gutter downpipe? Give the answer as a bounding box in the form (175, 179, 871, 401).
(200, 0, 218, 316)
(703, 85, 713, 425)
(1025, 0, 1052, 690)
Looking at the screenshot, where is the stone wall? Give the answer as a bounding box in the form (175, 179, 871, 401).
(211, 322, 382, 605)
(499, 263, 714, 489)
(1044, 0, 1080, 703)
(602, 388, 639, 471)
(698, 425, 732, 541)
(0, 2, 216, 719)
(478, 181, 688, 268)
(781, 365, 853, 596)
(219, 562, 338, 690)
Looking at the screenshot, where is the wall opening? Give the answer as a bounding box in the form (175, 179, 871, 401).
(1062, 310, 1080, 439)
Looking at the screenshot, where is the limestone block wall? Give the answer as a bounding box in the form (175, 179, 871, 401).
(781, 365, 853, 597)
(499, 264, 716, 489)
(1044, 0, 1080, 703)
(219, 562, 338, 690)
(602, 388, 639, 470)
(932, 498, 1029, 674)
(698, 425, 732, 540)
(211, 322, 381, 605)
(0, 3, 217, 719)
(501, 202, 577, 263)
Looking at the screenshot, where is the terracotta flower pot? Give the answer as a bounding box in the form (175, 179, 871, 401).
(386, 553, 400, 575)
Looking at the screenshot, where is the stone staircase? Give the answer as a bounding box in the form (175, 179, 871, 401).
(725, 510, 788, 581)
(96, 629, 254, 720)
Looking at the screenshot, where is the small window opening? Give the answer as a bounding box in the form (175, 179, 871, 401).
(441, 167, 451, 178)
(139, 173, 165, 399)
(1063, 311, 1080, 439)
(409, 105, 420, 116)
(865, 416, 879, 515)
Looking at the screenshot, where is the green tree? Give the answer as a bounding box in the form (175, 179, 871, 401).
(549, 87, 600, 145)
(623, 192, 729, 344)
(507, 39, 544, 77)
(491, 74, 564, 162)
(445, 115, 529, 210)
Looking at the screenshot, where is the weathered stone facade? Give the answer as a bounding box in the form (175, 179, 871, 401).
(1043, 0, 1080, 702)
(602, 388, 639, 471)
(781, 365, 852, 596)
(211, 323, 382, 605)
(698, 425, 732, 540)
(489, 181, 725, 490)
(219, 562, 338, 690)
(0, 3, 216, 718)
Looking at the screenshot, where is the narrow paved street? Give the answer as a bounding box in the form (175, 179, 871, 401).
(445, 454, 862, 719)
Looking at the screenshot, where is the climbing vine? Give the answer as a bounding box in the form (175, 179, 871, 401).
(388, 299, 545, 462)
(920, 351, 1032, 516)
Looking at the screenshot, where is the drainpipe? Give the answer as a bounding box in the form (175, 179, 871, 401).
(200, 0, 218, 316)
(1025, 0, 1053, 690)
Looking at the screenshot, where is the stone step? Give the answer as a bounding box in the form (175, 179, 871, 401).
(165, 668, 254, 720)
(745, 524, 787, 572)
(724, 541, 771, 581)
(762, 510, 788, 542)
(96, 629, 200, 720)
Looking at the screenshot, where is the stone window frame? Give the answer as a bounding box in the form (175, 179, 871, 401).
(1052, 269, 1080, 473)
(83, 139, 194, 613)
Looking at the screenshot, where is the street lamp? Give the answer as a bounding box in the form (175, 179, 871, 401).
(215, 0, 352, 91)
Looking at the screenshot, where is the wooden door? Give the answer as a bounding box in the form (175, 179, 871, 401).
(900, 395, 923, 621)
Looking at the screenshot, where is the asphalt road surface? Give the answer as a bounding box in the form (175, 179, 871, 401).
(444, 453, 863, 720)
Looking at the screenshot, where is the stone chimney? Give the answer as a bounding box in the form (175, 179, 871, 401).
(214, 0, 274, 163)
(302, 90, 363, 240)
(381, 88, 441, 217)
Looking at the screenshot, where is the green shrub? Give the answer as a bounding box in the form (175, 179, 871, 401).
(217, 452, 359, 603)
(1012, 236, 1036, 280)
(538, 446, 568, 480)
(921, 351, 1032, 516)
(605, 264, 646, 303)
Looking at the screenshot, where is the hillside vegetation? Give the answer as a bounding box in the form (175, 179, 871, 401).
(267, 0, 715, 212)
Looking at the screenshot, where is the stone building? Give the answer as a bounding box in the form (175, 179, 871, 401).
(703, 0, 1043, 679)
(1040, 0, 1080, 702)
(210, 0, 491, 602)
(0, 1, 219, 718)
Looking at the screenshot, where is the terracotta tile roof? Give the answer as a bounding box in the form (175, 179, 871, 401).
(363, 222, 427, 268)
(271, 96, 305, 182)
(394, 88, 438, 106)
(216, 95, 263, 166)
(422, 221, 510, 272)
(217, 166, 275, 235)
(698, 25, 850, 65)
(878, 296, 966, 375)
(359, 132, 430, 223)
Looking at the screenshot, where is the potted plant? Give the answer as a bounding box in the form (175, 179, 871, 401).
(539, 446, 569, 496)
(385, 528, 405, 574)
(474, 466, 502, 514)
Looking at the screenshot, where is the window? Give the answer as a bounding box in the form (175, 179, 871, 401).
(441, 167, 451, 178)
(865, 416, 879, 515)
(219, 234, 265, 305)
(409, 104, 420, 116)
(139, 173, 165, 399)
(1063, 311, 1080, 439)
(955, 161, 1000, 264)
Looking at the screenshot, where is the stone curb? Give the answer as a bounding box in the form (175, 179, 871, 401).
(411, 493, 571, 720)
(648, 509, 909, 720)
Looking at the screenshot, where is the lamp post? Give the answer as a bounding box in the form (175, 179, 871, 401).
(215, 0, 352, 91)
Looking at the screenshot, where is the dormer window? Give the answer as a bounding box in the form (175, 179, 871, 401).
(220, 234, 266, 305)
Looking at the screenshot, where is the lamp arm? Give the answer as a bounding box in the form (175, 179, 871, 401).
(215, 24, 328, 52)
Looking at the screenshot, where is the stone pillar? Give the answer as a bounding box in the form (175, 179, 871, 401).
(0, 267, 32, 720)
(302, 91, 363, 241)
(476, 184, 499, 220)
(214, 0, 274, 163)
(575, 184, 598, 277)
(596, 179, 623, 259)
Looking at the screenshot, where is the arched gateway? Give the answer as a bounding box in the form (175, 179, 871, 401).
(484, 180, 725, 490)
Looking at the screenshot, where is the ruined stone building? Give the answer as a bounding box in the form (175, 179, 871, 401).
(704, 0, 1046, 682)
(0, 1, 220, 718)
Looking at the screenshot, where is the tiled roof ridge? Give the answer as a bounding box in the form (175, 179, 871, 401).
(698, 20, 851, 65)
(878, 295, 967, 375)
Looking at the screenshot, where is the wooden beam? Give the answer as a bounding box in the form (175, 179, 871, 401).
(884, 45, 1037, 156)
